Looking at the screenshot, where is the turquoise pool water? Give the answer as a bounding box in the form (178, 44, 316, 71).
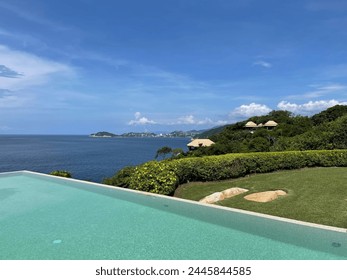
(0, 171, 346, 260)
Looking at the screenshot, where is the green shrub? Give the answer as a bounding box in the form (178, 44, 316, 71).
(50, 170, 72, 178)
(102, 166, 135, 187)
(169, 150, 347, 185)
(104, 150, 347, 195)
(128, 161, 179, 195)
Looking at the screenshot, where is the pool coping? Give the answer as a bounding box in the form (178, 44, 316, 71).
(2, 170, 347, 234)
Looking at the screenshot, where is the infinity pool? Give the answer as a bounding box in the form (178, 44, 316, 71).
(0, 171, 346, 259)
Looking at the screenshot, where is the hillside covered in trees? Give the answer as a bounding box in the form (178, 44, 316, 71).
(104, 105, 347, 195)
(192, 105, 347, 156)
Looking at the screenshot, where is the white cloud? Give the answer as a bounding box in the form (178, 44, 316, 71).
(277, 100, 347, 115)
(253, 60, 272, 68)
(127, 112, 227, 127)
(0, 92, 30, 108)
(0, 45, 75, 91)
(0, 65, 23, 78)
(177, 115, 196, 125)
(175, 115, 227, 126)
(307, 84, 347, 97)
(134, 112, 141, 119)
(128, 112, 156, 125)
(128, 113, 228, 127)
(178, 115, 209, 125)
(287, 83, 347, 99)
(318, 84, 346, 91)
(230, 103, 272, 118)
(0, 45, 76, 110)
(0, 88, 32, 108)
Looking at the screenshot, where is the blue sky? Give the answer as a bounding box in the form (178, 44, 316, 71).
(1, 0, 347, 134)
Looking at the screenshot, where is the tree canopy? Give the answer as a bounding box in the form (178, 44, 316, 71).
(155, 146, 173, 159)
(191, 105, 347, 156)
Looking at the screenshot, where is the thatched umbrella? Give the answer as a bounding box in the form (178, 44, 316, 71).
(187, 139, 215, 150)
(244, 121, 257, 128)
(264, 120, 278, 127)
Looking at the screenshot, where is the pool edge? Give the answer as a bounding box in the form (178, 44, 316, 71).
(3, 170, 346, 234)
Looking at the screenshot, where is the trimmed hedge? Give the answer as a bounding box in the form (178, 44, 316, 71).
(104, 150, 347, 195)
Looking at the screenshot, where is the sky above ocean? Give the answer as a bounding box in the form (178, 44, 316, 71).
(1, 0, 347, 134)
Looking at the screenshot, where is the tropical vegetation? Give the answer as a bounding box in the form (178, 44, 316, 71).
(193, 105, 347, 155)
(104, 105, 347, 194)
(50, 170, 72, 178)
(103, 149, 347, 195)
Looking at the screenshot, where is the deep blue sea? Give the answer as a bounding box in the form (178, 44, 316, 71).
(0, 135, 189, 182)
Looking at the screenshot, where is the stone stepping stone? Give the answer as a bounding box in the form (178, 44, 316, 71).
(244, 190, 286, 203)
(199, 187, 249, 204)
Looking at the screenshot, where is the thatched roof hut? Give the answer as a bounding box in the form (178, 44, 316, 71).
(187, 139, 215, 150)
(244, 121, 258, 128)
(264, 120, 278, 127)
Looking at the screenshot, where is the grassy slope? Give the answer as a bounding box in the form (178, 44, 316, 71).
(175, 167, 347, 228)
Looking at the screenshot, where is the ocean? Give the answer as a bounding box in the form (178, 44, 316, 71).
(0, 135, 190, 183)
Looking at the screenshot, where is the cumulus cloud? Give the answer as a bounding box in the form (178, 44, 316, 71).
(230, 103, 272, 118)
(128, 112, 156, 125)
(277, 100, 347, 115)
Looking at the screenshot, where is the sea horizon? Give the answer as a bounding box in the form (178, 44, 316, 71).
(0, 135, 189, 183)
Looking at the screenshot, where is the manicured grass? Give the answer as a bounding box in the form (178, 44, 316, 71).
(174, 167, 347, 228)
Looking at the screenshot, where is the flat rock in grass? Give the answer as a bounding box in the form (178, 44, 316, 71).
(244, 190, 287, 203)
(199, 192, 225, 204)
(199, 188, 249, 204)
(222, 187, 248, 198)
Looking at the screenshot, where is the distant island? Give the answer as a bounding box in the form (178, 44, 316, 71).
(90, 131, 118, 137)
(90, 130, 206, 138)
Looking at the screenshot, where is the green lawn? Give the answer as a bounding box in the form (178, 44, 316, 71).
(174, 167, 347, 228)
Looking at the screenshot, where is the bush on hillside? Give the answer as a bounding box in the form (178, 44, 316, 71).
(193, 106, 347, 156)
(127, 161, 179, 195)
(50, 170, 72, 178)
(102, 166, 135, 187)
(104, 150, 347, 195)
